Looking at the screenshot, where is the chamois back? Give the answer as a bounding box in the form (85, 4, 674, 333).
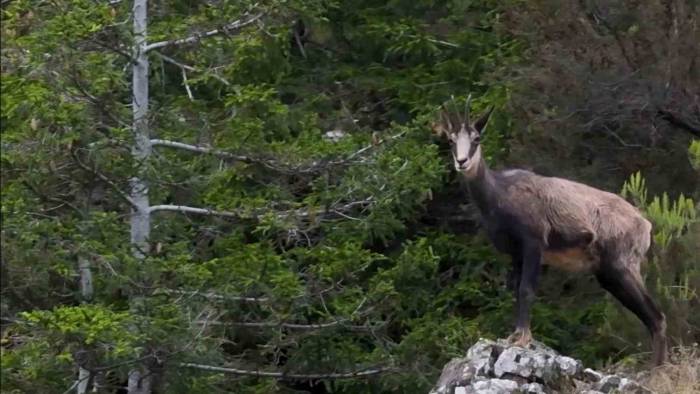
(492, 169, 652, 271)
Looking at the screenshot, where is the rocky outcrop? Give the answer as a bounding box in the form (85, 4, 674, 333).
(430, 339, 652, 394)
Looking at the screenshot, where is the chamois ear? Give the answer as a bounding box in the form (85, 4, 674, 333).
(431, 121, 446, 137)
(432, 106, 452, 138)
(473, 106, 494, 135)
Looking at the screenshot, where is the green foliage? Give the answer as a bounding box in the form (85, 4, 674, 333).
(622, 171, 696, 250)
(3, 0, 697, 392)
(616, 171, 699, 366)
(2, 305, 140, 393)
(621, 171, 648, 207)
(2, 335, 69, 393)
(22, 305, 139, 356)
(689, 140, 700, 172)
(645, 194, 696, 250)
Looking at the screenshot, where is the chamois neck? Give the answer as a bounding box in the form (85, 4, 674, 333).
(463, 155, 497, 213)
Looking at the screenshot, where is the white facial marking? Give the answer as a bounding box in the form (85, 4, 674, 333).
(451, 126, 479, 171)
(461, 145, 481, 178)
(454, 132, 471, 167)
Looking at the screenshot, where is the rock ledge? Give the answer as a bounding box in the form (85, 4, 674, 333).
(430, 339, 651, 394)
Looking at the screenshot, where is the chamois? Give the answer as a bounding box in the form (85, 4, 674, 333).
(434, 98, 667, 366)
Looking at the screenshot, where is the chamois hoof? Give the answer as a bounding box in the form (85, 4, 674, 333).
(507, 328, 533, 348)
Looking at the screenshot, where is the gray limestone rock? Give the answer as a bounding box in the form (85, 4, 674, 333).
(596, 375, 653, 394)
(597, 375, 622, 392)
(582, 368, 604, 382)
(519, 382, 547, 394)
(470, 378, 519, 394)
(619, 379, 653, 394)
(430, 338, 649, 394)
(555, 356, 581, 376)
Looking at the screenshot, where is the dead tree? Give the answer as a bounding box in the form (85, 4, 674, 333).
(433, 97, 667, 366)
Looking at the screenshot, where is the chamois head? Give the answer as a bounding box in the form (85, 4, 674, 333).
(434, 95, 494, 178)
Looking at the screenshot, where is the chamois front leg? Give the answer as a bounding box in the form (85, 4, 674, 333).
(506, 250, 522, 293)
(507, 240, 541, 347)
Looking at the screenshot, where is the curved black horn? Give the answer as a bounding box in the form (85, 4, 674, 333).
(449, 95, 460, 124)
(464, 93, 473, 125)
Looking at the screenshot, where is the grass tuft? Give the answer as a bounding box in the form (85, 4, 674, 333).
(640, 345, 700, 394)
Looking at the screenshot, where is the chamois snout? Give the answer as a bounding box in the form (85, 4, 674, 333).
(452, 130, 476, 168)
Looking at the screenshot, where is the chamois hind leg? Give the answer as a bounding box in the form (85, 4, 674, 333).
(507, 241, 541, 347)
(595, 261, 667, 366)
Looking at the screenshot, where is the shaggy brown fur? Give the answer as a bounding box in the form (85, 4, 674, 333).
(497, 170, 652, 274)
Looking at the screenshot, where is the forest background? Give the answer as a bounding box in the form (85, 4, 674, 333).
(1, 0, 698, 393)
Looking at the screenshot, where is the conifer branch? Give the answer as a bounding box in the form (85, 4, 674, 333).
(154, 52, 230, 86)
(150, 139, 252, 161)
(70, 149, 138, 209)
(157, 289, 269, 303)
(150, 130, 407, 174)
(198, 320, 381, 332)
(178, 363, 393, 379)
(148, 198, 374, 220)
(657, 109, 700, 137)
(145, 13, 264, 52)
(147, 205, 244, 217)
(206, 320, 344, 329)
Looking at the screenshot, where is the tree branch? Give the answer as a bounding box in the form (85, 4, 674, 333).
(148, 204, 243, 217)
(154, 52, 230, 86)
(71, 149, 138, 209)
(178, 363, 393, 379)
(145, 13, 264, 52)
(148, 198, 374, 220)
(20, 179, 86, 218)
(150, 139, 252, 161)
(156, 289, 269, 303)
(152, 138, 317, 174)
(207, 320, 343, 330)
(199, 320, 380, 332)
(151, 130, 407, 175)
(657, 109, 700, 137)
(181, 68, 194, 101)
(68, 72, 130, 129)
(90, 38, 135, 63)
(151, 138, 317, 174)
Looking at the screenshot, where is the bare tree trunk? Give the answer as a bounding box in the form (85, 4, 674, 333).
(130, 0, 151, 257)
(128, 0, 153, 392)
(76, 258, 93, 394)
(78, 258, 93, 302)
(127, 369, 153, 394)
(76, 366, 91, 394)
